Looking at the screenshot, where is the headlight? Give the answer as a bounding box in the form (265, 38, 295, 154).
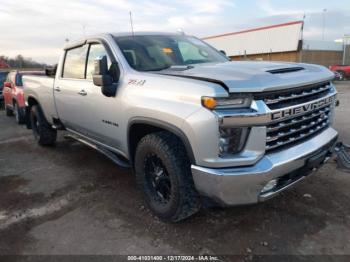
(219, 127, 250, 156)
(202, 94, 252, 110)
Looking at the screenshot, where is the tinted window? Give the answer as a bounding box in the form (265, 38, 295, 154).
(114, 35, 228, 71)
(86, 44, 111, 80)
(63, 46, 88, 79)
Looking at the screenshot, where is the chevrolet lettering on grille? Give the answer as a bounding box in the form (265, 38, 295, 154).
(271, 95, 336, 121)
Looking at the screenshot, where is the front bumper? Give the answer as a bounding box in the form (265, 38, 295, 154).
(191, 127, 338, 206)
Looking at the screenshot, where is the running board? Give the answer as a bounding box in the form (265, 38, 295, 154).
(334, 142, 350, 173)
(64, 134, 131, 169)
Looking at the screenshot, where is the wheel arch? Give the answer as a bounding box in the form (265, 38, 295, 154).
(127, 117, 196, 166)
(27, 95, 40, 107)
(25, 96, 40, 129)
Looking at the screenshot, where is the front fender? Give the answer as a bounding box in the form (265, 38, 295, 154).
(127, 117, 196, 164)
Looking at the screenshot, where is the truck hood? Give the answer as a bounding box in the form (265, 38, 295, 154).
(158, 61, 334, 93)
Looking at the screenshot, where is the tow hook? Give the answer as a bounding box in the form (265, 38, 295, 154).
(334, 142, 350, 172)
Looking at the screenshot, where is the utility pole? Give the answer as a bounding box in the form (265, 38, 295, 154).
(300, 14, 306, 62)
(343, 35, 350, 65)
(322, 9, 327, 41)
(129, 11, 134, 36)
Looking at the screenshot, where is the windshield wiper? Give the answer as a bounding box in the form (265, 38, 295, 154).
(167, 65, 194, 71)
(144, 65, 194, 72)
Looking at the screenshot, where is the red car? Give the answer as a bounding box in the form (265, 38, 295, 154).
(3, 71, 44, 124)
(329, 65, 350, 81)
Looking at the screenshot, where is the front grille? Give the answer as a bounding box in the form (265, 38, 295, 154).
(266, 105, 331, 152)
(254, 81, 332, 110)
(253, 81, 335, 152)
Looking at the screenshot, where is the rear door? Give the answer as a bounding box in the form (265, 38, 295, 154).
(54, 45, 91, 133)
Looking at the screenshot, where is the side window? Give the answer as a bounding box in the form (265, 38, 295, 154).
(15, 74, 23, 86)
(86, 44, 111, 80)
(63, 46, 88, 79)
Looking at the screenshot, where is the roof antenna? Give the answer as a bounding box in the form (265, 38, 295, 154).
(129, 11, 134, 36)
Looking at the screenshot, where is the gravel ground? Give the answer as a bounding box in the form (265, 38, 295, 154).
(0, 81, 349, 260)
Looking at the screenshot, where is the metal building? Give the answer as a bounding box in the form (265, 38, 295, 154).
(203, 21, 344, 66)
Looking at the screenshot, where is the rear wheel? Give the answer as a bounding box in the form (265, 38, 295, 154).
(30, 105, 57, 146)
(14, 102, 25, 124)
(5, 105, 13, 116)
(134, 131, 200, 222)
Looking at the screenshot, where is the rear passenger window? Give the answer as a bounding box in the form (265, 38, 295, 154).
(63, 46, 88, 79)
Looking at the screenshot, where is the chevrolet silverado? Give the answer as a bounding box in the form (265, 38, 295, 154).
(23, 32, 338, 222)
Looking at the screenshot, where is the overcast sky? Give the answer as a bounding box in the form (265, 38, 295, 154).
(1, 0, 349, 64)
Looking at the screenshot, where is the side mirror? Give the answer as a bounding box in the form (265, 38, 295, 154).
(4, 82, 11, 88)
(93, 56, 118, 97)
(220, 50, 227, 56)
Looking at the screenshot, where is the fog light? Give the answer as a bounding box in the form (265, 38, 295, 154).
(261, 179, 278, 193)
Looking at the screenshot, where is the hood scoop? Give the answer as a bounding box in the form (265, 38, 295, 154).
(266, 67, 305, 74)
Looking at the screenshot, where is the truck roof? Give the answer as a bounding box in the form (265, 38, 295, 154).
(63, 32, 185, 50)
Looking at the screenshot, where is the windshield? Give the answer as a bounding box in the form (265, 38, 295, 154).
(114, 35, 228, 71)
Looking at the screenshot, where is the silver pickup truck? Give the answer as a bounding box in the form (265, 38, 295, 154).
(24, 32, 338, 222)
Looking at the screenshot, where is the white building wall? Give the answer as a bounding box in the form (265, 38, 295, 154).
(203, 22, 303, 56)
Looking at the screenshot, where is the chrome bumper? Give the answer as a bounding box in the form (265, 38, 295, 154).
(191, 127, 338, 206)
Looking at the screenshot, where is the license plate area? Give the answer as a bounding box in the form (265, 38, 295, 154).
(306, 150, 328, 170)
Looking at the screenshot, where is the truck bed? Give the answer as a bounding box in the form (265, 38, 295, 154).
(23, 75, 58, 121)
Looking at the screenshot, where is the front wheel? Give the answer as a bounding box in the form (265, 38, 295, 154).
(134, 131, 200, 222)
(30, 105, 57, 146)
(14, 103, 25, 124)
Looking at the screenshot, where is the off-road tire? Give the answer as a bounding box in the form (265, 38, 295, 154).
(134, 131, 200, 222)
(30, 105, 57, 146)
(5, 105, 13, 116)
(14, 102, 25, 124)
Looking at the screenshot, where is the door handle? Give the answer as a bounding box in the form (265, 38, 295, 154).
(78, 90, 87, 96)
(54, 87, 61, 92)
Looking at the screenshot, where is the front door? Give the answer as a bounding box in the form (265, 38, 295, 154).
(80, 43, 123, 149)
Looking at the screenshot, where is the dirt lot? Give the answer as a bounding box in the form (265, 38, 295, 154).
(0, 82, 350, 259)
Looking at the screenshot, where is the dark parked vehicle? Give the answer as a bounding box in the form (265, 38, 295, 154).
(0, 71, 9, 103)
